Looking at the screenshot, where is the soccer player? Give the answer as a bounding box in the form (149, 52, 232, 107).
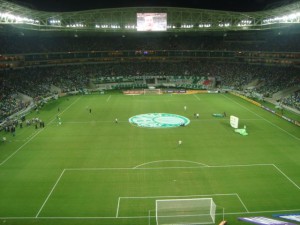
(184, 106, 187, 111)
(178, 140, 182, 145)
(115, 118, 118, 123)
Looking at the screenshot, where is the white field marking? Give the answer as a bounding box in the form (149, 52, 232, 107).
(0, 97, 81, 166)
(67, 166, 217, 171)
(106, 95, 111, 102)
(222, 208, 300, 215)
(48, 97, 81, 125)
(36, 169, 66, 218)
(235, 193, 249, 212)
(119, 193, 238, 199)
(116, 197, 121, 218)
(190, 118, 263, 122)
(117, 194, 244, 218)
(25, 131, 39, 140)
(2, 208, 300, 219)
(208, 163, 273, 168)
(272, 164, 300, 190)
(0, 129, 43, 166)
(61, 120, 123, 124)
(210, 164, 299, 191)
(133, 160, 209, 169)
(65, 163, 299, 192)
(193, 94, 201, 101)
(222, 94, 300, 141)
(65, 163, 274, 171)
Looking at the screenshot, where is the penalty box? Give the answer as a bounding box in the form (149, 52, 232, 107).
(37, 165, 299, 217)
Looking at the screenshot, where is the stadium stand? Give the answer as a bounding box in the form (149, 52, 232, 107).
(1, 0, 300, 125)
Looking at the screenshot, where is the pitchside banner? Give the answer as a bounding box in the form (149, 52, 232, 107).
(230, 115, 239, 129)
(238, 217, 297, 225)
(273, 214, 300, 223)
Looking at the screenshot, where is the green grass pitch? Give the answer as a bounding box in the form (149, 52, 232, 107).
(0, 92, 299, 225)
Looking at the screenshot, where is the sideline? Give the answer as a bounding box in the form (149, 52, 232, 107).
(222, 94, 300, 141)
(0, 97, 81, 166)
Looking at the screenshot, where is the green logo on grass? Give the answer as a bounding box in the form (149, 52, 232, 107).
(129, 113, 190, 128)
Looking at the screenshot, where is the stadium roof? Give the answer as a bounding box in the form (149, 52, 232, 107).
(0, 0, 300, 33)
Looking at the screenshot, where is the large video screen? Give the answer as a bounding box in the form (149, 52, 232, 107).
(137, 13, 167, 31)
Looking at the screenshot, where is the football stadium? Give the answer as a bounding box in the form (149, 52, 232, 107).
(0, 0, 300, 225)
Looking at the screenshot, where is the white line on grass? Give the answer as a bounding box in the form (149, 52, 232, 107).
(193, 94, 201, 101)
(133, 160, 209, 169)
(208, 163, 273, 168)
(235, 193, 249, 212)
(148, 210, 151, 225)
(61, 120, 122, 124)
(3, 208, 300, 219)
(106, 95, 111, 102)
(272, 164, 300, 190)
(48, 97, 81, 125)
(36, 169, 66, 218)
(0, 97, 81, 166)
(116, 197, 121, 218)
(222, 94, 300, 141)
(65, 163, 274, 171)
(0, 129, 43, 166)
(222, 208, 300, 215)
(119, 193, 238, 199)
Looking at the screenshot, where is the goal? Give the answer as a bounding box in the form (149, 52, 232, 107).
(143, 89, 162, 95)
(156, 198, 216, 225)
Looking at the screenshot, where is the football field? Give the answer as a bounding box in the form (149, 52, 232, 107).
(0, 92, 299, 225)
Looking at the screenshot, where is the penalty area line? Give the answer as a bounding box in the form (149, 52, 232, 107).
(116, 197, 121, 218)
(35, 169, 66, 218)
(235, 193, 249, 213)
(272, 164, 300, 190)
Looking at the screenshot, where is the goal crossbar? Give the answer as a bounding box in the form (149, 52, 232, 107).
(156, 198, 216, 225)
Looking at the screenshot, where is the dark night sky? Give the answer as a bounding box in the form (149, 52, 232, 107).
(10, 0, 297, 12)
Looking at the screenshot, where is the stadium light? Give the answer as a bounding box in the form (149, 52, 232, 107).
(181, 24, 194, 28)
(199, 23, 211, 28)
(218, 23, 230, 27)
(66, 23, 86, 28)
(263, 11, 300, 24)
(125, 25, 135, 29)
(49, 19, 61, 26)
(0, 12, 38, 24)
(237, 20, 252, 26)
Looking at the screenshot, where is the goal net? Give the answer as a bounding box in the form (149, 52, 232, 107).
(156, 198, 216, 225)
(144, 89, 162, 95)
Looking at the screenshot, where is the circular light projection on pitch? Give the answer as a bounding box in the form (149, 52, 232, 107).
(129, 113, 190, 128)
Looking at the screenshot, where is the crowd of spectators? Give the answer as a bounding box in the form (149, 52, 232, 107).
(282, 90, 300, 111)
(1, 30, 299, 122)
(1, 61, 299, 122)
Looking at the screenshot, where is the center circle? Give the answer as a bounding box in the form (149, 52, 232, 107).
(129, 113, 190, 128)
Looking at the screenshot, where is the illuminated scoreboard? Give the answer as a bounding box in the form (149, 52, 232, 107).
(136, 13, 167, 31)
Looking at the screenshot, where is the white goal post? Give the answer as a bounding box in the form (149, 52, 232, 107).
(156, 198, 216, 225)
(143, 89, 162, 95)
